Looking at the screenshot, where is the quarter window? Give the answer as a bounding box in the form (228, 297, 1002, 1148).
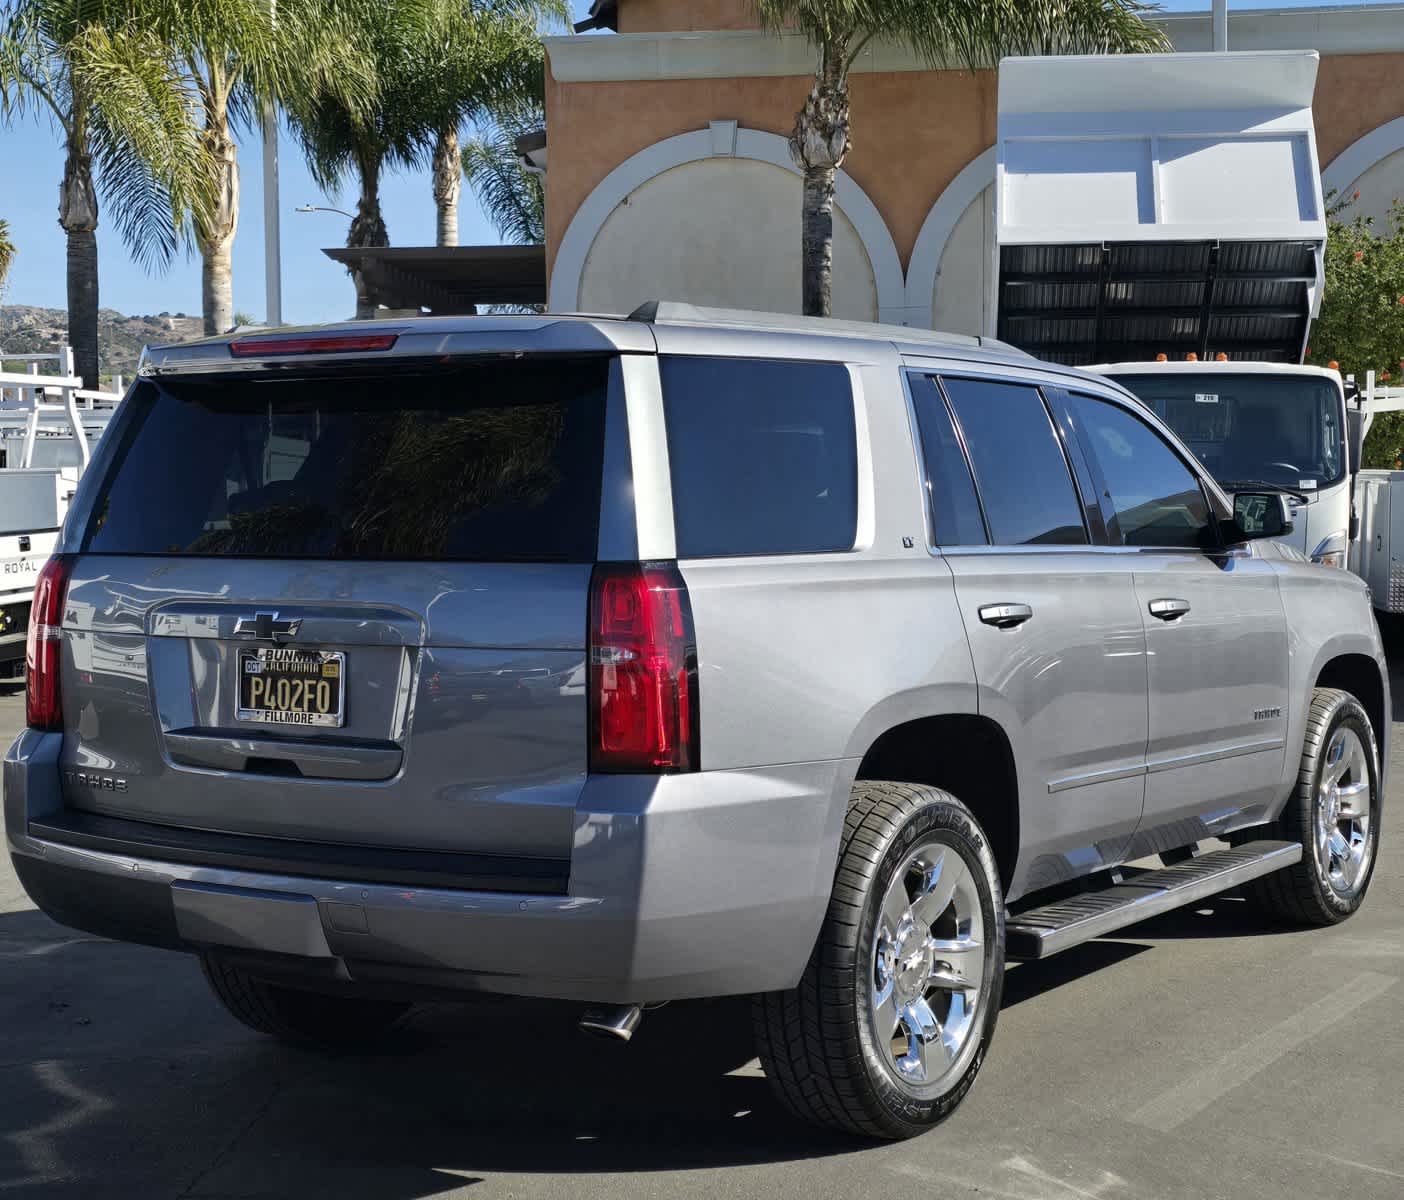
(1068, 393, 1213, 549)
(908, 374, 987, 546)
(942, 378, 1088, 546)
(661, 356, 858, 558)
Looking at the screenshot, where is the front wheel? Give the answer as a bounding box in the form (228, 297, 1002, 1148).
(1243, 687, 1381, 925)
(754, 781, 1005, 1139)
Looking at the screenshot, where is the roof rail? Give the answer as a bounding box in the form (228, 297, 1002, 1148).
(626, 301, 1032, 357)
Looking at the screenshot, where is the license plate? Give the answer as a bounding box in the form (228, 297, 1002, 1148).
(237, 648, 345, 728)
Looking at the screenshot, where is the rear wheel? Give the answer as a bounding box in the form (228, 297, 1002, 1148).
(754, 781, 1004, 1139)
(201, 954, 409, 1047)
(1243, 687, 1381, 925)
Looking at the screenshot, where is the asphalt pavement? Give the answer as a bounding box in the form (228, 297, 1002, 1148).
(3, 653, 1404, 1199)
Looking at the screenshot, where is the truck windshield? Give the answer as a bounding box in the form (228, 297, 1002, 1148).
(1104, 372, 1344, 493)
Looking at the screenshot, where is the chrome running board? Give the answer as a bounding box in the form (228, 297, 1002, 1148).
(1006, 840, 1302, 960)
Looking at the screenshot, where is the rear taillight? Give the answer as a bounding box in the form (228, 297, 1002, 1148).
(26, 556, 70, 730)
(588, 562, 699, 773)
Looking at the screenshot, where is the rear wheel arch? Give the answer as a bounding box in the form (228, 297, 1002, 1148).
(853, 714, 1019, 892)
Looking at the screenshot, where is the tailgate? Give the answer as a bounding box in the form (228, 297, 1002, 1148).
(55, 356, 611, 867)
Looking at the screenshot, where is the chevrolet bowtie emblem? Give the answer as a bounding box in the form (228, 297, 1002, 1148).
(232, 612, 302, 642)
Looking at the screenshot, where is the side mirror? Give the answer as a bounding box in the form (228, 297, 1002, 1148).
(1228, 492, 1294, 542)
(1347, 409, 1365, 475)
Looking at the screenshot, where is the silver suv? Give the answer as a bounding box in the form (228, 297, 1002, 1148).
(4, 304, 1388, 1139)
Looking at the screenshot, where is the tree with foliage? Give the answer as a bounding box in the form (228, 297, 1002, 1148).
(0, 0, 211, 386)
(287, 0, 554, 315)
(750, 0, 1168, 317)
(0, 218, 14, 293)
(1306, 192, 1404, 467)
(125, 0, 373, 336)
(285, 0, 431, 316)
(463, 95, 545, 245)
(422, 1, 561, 247)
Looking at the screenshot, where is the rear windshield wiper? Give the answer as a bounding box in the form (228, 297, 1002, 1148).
(1219, 480, 1312, 504)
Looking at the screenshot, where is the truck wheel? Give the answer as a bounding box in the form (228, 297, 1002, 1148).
(201, 954, 409, 1047)
(1243, 687, 1381, 925)
(754, 781, 1004, 1139)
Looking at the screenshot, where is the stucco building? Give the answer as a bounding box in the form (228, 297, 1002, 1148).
(540, 3, 1404, 333)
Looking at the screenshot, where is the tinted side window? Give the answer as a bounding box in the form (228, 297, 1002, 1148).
(943, 378, 1087, 546)
(661, 356, 858, 557)
(83, 360, 608, 561)
(1068, 393, 1213, 549)
(908, 374, 987, 546)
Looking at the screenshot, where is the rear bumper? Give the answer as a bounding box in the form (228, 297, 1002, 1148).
(5, 730, 851, 1004)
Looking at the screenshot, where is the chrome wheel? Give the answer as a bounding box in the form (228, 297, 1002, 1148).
(1314, 727, 1375, 898)
(871, 841, 985, 1091)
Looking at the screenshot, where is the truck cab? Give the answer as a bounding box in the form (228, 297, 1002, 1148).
(1087, 361, 1351, 568)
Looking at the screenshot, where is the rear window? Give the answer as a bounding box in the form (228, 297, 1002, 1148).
(661, 356, 858, 558)
(83, 359, 609, 561)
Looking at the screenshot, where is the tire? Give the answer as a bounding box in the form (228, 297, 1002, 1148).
(1242, 687, 1382, 926)
(201, 954, 410, 1047)
(753, 781, 1005, 1139)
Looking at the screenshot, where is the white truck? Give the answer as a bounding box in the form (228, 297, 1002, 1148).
(0, 352, 119, 678)
(991, 51, 1365, 579)
(1350, 371, 1404, 613)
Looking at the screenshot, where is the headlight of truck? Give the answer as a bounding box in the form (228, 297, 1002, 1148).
(1310, 531, 1348, 569)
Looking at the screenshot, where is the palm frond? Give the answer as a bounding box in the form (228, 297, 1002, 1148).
(463, 115, 544, 244)
(750, 0, 1168, 66)
(70, 19, 211, 269)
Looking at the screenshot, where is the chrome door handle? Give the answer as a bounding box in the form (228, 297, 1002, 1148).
(1148, 598, 1191, 621)
(979, 602, 1033, 629)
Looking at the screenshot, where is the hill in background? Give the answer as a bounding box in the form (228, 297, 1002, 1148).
(0, 305, 203, 386)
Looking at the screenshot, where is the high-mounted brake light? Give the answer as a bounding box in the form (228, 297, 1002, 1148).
(588, 563, 699, 773)
(26, 556, 71, 730)
(228, 333, 399, 357)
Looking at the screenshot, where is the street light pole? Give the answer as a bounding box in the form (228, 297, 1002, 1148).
(262, 107, 282, 326)
(1213, 0, 1228, 52)
(261, 0, 282, 326)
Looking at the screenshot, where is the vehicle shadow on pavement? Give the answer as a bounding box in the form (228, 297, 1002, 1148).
(0, 907, 860, 1197)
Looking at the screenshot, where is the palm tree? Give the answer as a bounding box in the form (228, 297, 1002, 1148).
(129, 0, 373, 335)
(0, 1, 210, 386)
(0, 218, 15, 293)
(751, 0, 1169, 317)
(286, 0, 438, 315)
(289, 1, 555, 314)
(421, 1, 562, 247)
(463, 99, 545, 245)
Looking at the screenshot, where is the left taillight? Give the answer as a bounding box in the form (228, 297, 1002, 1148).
(26, 556, 71, 731)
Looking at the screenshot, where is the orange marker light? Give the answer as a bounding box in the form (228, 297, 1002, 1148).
(1215, 352, 1229, 362)
(1155, 352, 1169, 362)
(1186, 352, 1199, 362)
(1328, 360, 1340, 371)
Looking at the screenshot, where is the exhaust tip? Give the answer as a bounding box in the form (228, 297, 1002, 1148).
(579, 1004, 643, 1043)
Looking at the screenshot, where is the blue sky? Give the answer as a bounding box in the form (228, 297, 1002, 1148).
(0, 0, 1388, 326)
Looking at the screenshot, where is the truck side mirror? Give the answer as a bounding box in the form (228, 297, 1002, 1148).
(1347, 409, 1365, 474)
(1228, 492, 1294, 542)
